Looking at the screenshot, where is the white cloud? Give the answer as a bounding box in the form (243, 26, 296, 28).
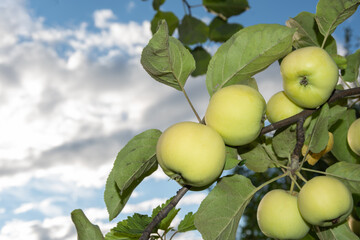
(0, 217, 75, 240)
(14, 198, 64, 217)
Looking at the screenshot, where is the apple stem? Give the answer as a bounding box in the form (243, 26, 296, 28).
(300, 167, 357, 182)
(296, 172, 308, 183)
(180, 85, 202, 123)
(289, 173, 302, 191)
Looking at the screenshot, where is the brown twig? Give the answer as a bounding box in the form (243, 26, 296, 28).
(290, 118, 305, 174)
(139, 185, 190, 240)
(261, 87, 360, 135)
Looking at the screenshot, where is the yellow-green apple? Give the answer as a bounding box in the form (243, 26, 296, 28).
(257, 189, 310, 239)
(281, 46, 339, 109)
(301, 132, 334, 166)
(266, 91, 306, 123)
(156, 121, 226, 188)
(298, 176, 353, 226)
(347, 118, 360, 156)
(205, 84, 266, 146)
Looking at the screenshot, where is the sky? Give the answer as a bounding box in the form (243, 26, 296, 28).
(0, 0, 359, 239)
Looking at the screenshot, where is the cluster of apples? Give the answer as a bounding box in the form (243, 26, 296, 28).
(155, 46, 358, 237)
(156, 46, 340, 188)
(257, 175, 353, 239)
(156, 84, 266, 188)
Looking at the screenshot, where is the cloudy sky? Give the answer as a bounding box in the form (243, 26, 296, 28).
(0, 0, 358, 239)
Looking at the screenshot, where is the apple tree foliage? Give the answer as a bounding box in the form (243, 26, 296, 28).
(71, 0, 360, 239)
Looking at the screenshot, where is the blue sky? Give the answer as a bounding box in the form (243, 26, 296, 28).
(0, 0, 359, 239)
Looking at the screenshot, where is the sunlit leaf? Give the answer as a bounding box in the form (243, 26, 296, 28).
(141, 20, 196, 91)
(71, 209, 104, 240)
(178, 212, 196, 232)
(286, 11, 337, 54)
(104, 129, 161, 221)
(206, 24, 295, 95)
(315, 0, 360, 39)
(195, 175, 256, 240)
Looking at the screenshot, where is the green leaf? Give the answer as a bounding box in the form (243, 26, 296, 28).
(209, 17, 243, 42)
(104, 129, 161, 221)
(272, 126, 297, 159)
(224, 146, 240, 170)
(206, 24, 295, 95)
(151, 198, 180, 230)
(141, 20, 196, 91)
(152, 0, 165, 10)
(308, 104, 330, 153)
(105, 213, 153, 239)
(332, 54, 348, 70)
(202, 0, 249, 19)
(178, 212, 196, 232)
(315, 0, 360, 39)
(326, 162, 360, 194)
(191, 46, 211, 77)
(71, 209, 104, 240)
(342, 50, 360, 82)
(330, 109, 360, 163)
(316, 221, 360, 240)
(178, 15, 209, 45)
(150, 11, 179, 36)
(286, 11, 337, 54)
(238, 141, 272, 172)
(328, 104, 348, 128)
(194, 174, 256, 240)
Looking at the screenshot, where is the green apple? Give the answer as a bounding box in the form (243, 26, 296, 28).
(347, 118, 360, 156)
(156, 121, 226, 188)
(266, 91, 304, 123)
(257, 189, 310, 239)
(205, 84, 266, 146)
(298, 176, 353, 227)
(281, 46, 339, 109)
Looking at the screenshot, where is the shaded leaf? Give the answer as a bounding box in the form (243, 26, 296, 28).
(342, 50, 360, 82)
(206, 24, 295, 95)
(330, 109, 360, 163)
(71, 209, 104, 240)
(316, 221, 360, 240)
(308, 104, 330, 153)
(326, 162, 360, 194)
(203, 0, 249, 18)
(315, 0, 360, 38)
(286, 11, 337, 54)
(209, 17, 243, 42)
(224, 146, 240, 170)
(238, 141, 272, 172)
(178, 15, 209, 45)
(105, 213, 153, 239)
(151, 11, 179, 36)
(191, 46, 211, 77)
(141, 20, 196, 91)
(178, 212, 196, 232)
(195, 174, 256, 240)
(151, 198, 180, 230)
(152, 0, 165, 10)
(104, 129, 161, 221)
(272, 125, 297, 158)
